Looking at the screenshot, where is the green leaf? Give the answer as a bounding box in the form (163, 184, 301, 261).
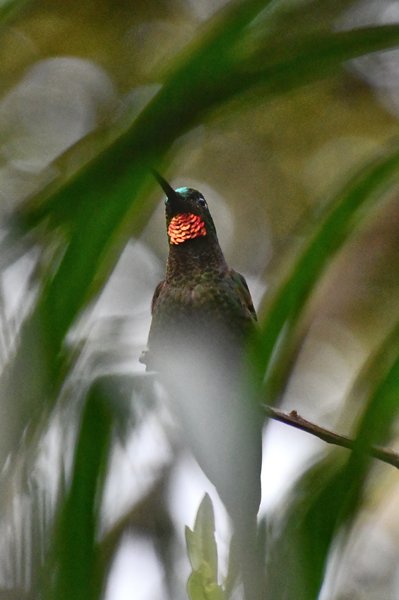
(187, 569, 225, 600)
(186, 494, 218, 579)
(253, 144, 399, 399)
(186, 495, 225, 600)
(266, 321, 399, 600)
(46, 376, 117, 600)
(337, 321, 399, 519)
(243, 25, 399, 96)
(0, 0, 31, 23)
(266, 451, 347, 600)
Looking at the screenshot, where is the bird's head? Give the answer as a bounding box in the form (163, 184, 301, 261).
(152, 171, 217, 246)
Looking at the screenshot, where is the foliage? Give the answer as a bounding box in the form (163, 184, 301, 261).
(1, 1, 399, 599)
(185, 495, 225, 600)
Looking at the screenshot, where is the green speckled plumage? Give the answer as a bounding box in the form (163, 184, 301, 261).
(142, 183, 257, 369)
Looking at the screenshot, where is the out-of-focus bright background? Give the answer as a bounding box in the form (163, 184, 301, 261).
(2, 1, 399, 599)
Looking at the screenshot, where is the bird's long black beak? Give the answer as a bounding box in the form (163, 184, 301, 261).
(151, 169, 181, 210)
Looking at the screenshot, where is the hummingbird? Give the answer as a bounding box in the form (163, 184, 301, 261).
(141, 172, 257, 369)
(141, 172, 263, 599)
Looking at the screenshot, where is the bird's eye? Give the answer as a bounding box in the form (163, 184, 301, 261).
(198, 196, 206, 207)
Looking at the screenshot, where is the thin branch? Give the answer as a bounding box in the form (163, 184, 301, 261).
(263, 405, 399, 469)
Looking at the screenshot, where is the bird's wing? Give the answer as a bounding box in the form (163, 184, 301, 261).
(151, 280, 165, 314)
(229, 269, 257, 321)
(139, 281, 165, 368)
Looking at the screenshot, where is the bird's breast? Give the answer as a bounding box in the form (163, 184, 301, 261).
(149, 275, 254, 351)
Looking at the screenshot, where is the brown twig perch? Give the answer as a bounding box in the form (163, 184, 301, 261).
(263, 405, 399, 469)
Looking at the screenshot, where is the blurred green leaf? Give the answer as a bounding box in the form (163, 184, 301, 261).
(289, 355, 399, 598)
(20, 22, 399, 232)
(337, 321, 399, 519)
(255, 144, 399, 399)
(244, 25, 399, 94)
(187, 570, 225, 600)
(266, 320, 399, 599)
(0, 0, 31, 23)
(265, 451, 347, 600)
(47, 377, 116, 600)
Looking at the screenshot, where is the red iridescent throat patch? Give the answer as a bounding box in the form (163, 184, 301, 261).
(168, 213, 207, 245)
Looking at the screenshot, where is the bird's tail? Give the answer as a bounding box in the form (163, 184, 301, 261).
(231, 516, 265, 600)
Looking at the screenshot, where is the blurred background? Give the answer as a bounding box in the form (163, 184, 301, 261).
(1, 0, 399, 599)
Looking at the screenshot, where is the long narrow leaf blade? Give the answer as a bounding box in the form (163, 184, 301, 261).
(255, 145, 399, 392)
